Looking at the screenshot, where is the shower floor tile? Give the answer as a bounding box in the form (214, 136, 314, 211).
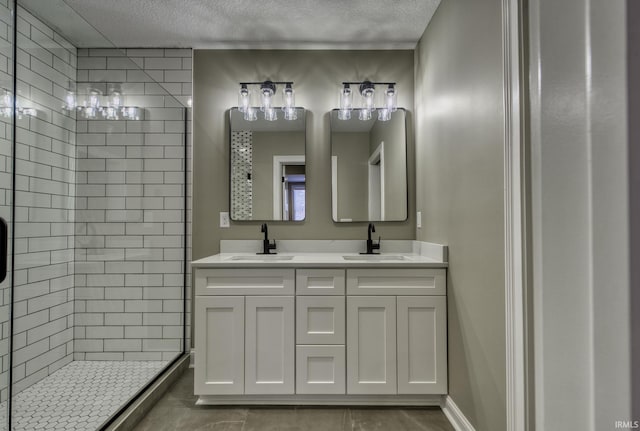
(1, 360, 167, 431)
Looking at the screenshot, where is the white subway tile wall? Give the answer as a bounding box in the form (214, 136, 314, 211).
(0, 0, 12, 406)
(74, 48, 192, 361)
(11, 6, 77, 395)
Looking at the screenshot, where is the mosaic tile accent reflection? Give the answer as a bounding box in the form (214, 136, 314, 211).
(0, 360, 167, 431)
(231, 131, 253, 219)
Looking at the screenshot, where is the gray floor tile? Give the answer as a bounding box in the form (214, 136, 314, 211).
(132, 369, 455, 431)
(242, 408, 348, 431)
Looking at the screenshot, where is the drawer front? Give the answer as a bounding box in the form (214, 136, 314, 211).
(296, 296, 345, 344)
(296, 269, 345, 295)
(346, 268, 446, 296)
(195, 268, 295, 295)
(296, 345, 345, 395)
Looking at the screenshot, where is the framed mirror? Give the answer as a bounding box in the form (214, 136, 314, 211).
(229, 107, 306, 221)
(330, 108, 407, 222)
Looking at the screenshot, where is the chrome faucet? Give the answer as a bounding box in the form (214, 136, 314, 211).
(258, 223, 277, 255)
(361, 223, 381, 254)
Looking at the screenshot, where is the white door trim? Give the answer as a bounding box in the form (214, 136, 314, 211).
(272, 155, 305, 220)
(502, 0, 527, 429)
(368, 142, 385, 221)
(331, 155, 338, 221)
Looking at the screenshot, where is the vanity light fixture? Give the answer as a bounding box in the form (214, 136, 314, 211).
(0, 89, 36, 119)
(338, 81, 397, 121)
(64, 83, 141, 120)
(237, 81, 297, 121)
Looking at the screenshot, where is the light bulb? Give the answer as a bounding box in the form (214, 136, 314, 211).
(385, 85, 397, 112)
(339, 84, 352, 111)
(282, 83, 295, 110)
(65, 91, 76, 110)
(2, 90, 12, 108)
(238, 84, 250, 112)
(109, 91, 122, 108)
(89, 90, 100, 109)
(359, 81, 376, 113)
(260, 81, 276, 112)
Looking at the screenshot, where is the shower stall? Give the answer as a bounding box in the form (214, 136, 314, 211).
(0, 0, 190, 429)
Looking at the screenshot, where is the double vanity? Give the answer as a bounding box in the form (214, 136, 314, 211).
(192, 240, 448, 406)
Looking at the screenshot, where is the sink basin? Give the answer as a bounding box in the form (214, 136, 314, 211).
(342, 255, 409, 261)
(227, 255, 294, 261)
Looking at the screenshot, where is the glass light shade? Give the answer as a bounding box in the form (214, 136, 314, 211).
(2, 90, 11, 108)
(260, 87, 274, 112)
(264, 107, 278, 121)
(361, 88, 375, 112)
(109, 91, 122, 108)
(339, 86, 352, 111)
(238, 85, 250, 112)
(88, 90, 100, 109)
(358, 108, 372, 121)
(282, 84, 295, 110)
(385, 85, 398, 112)
(65, 91, 76, 110)
(105, 107, 118, 120)
(283, 107, 297, 121)
(377, 108, 391, 121)
(337, 109, 351, 120)
(243, 106, 258, 121)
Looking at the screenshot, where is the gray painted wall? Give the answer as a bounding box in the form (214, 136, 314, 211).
(251, 131, 304, 220)
(529, 0, 632, 428)
(192, 50, 415, 262)
(629, 0, 640, 419)
(414, 0, 506, 429)
(332, 132, 369, 221)
(371, 113, 407, 221)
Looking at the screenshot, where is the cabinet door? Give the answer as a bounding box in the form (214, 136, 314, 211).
(296, 345, 345, 394)
(245, 296, 295, 394)
(194, 296, 244, 395)
(346, 296, 397, 394)
(397, 296, 448, 394)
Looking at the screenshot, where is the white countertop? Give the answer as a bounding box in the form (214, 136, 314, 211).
(191, 252, 448, 269)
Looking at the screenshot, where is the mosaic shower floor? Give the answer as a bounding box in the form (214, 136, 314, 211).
(0, 360, 168, 431)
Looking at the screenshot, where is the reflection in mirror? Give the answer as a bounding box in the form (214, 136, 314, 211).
(230, 107, 306, 221)
(330, 108, 407, 222)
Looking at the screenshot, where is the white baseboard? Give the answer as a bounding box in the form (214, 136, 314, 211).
(441, 396, 476, 431)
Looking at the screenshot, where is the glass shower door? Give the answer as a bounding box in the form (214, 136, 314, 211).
(0, 0, 14, 430)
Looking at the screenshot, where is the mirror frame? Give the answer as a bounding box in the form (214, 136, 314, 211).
(329, 107, 409, 223)
(228, 107, 307, 222)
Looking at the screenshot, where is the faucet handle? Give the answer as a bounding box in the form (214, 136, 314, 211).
(269, 239, 277, 250)
(373, 236, 381, 250)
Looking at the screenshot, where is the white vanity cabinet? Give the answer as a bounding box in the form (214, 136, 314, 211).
(194, 268, 295, 396)
(345, 268, 447, 395)
(194, 263, 447, 405)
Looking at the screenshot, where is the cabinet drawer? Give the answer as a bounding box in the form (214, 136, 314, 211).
(195, 268, 294, 295)
(346, 268, 446, 296)
(296, 269, 345, 295)
(296, 345, 345, 395)
(296, 296, 345, 344)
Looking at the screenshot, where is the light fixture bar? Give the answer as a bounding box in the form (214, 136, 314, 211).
(337, 80, 398, 122)
(237, 80, 297, 121)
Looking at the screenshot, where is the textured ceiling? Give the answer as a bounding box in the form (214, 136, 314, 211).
(51, 0, 441, 49)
